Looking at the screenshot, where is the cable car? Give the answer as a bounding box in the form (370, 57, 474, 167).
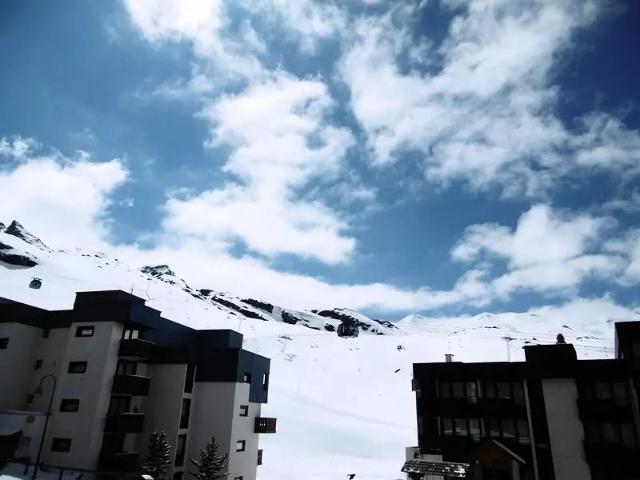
(29, 277, 42, 289)
(337, 320, 359, 338)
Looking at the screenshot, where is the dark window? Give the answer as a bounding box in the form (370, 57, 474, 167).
(51, 438, 71, 452)
(184, 365, 195, 393)
(602, 422, 619, 443)
(236, 440, 246, 452)
(19, 436, 32, 447)
(0, 338, 8, 349)
(451, 382, 465, 399)
(454, 418, 468, 437)
(42, 329, 50, 339)
(175, 434, 187, 466)
(579, 381, 595, 400)
(584, 422, 601, 444)
(497, 382, 512, 399)
(234, 477, 244, 480)
(595, 382, 612, 401)
(243, 373, 252, 383)
(621, 423, 636, 448)
(123, 329, 139, 340)
(502, 419, 515, 440)
(512, 382, 525, 405)
(75, 326, 95, 337)
(263, 373, 269, 390)
(108, 396, 131, 414)
(438, 381, 451, 399)
(240, 405, 249, 417)
(173, 474, 183, 480)
(632, 342, 640, 358)
(613, 382, 628, 406)
(484, 381, 496, 399)
(441, 418, 454, 437)
(487, 418, 500, 438)
(180, 399, 191, 429)
(68, 361, 87, 374)
(469, 418, 482, 441)
(60, 399, 79, 412)
(517, 420, 530, 444)
(116, 359, 137, 376)
(34, 359, 43, 370)
(466, 381, 478, 403)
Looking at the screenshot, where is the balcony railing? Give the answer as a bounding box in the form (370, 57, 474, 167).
(112, 375, 151, 396)
(99, 451, 139, 472)
(119, 338, 156, 358)
(255, 417, 277, 434)
(104, 412, 145, 433)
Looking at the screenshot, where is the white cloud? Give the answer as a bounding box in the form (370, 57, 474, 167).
(0, 138, 127, 248)
(163, 74, 356, 264)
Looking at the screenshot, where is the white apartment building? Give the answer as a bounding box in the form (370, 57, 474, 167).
(0, 290, 276, 480)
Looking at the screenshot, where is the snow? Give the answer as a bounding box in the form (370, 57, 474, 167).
(0, 224, 636, 480)
(0, 463, 79, 480)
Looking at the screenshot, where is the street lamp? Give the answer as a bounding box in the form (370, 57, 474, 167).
(30, 374, 57, 480)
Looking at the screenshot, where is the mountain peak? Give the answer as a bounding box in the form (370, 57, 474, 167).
(4, 220, 48, 250)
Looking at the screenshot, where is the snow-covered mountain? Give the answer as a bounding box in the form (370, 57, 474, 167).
(1, 220, 636, 480)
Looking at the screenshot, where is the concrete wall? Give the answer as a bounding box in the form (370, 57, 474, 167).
(542, 379, 591, 480)
(0, 323, 41, 410)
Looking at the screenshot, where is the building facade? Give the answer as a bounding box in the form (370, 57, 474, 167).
(406, 324, 640, 480)
(0, 290, 276, 480)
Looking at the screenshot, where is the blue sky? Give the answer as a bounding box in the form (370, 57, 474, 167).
(1, 0, 640, 318)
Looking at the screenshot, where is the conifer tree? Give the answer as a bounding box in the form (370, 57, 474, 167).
(188, 436, 229, 480)
(140, 431, 173, 480)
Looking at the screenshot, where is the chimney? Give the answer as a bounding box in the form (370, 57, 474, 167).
(445, 354, 454, 363)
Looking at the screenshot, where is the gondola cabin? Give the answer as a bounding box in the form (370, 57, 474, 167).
(337, 320, 359, 338)
(29, 278, 42, 289)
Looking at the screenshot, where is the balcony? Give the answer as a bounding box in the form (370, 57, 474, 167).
(99, 451, 139, 472)
(112, 374, 151, 396)
(104, 412, 145, 433)
(255, 417, 277, 434)
(119, 338, 155, 358)
(257, 449, 263, 466)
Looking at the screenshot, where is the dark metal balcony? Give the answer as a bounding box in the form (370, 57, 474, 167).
(118, 338, 155, 358)
(99, 451, 139, 472)
(112, 375, 151, 396)
(255, 417, 277, 434)
(104, 412, 145, 433)
(257, 449, 263, 465)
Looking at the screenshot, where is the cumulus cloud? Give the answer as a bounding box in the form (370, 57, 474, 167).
(0, 137, 127, 248)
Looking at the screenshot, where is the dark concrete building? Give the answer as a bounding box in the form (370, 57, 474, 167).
(405, 323, 640, 480)
(0, 290, 276, 480)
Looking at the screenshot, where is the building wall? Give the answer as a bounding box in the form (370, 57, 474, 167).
(542, 379, 591, 480)
(43, 321, 123, 470)
(0, 323, 41, 411)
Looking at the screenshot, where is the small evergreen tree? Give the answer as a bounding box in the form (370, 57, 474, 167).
(188, 436, 229, 480)
(140, 431, 173, 480)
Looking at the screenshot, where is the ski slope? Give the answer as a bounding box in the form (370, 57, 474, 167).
(0, 221, 636, 480)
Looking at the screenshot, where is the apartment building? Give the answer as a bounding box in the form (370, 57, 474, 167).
(0, 290, 276, 480)
(405, 324, 640, 480)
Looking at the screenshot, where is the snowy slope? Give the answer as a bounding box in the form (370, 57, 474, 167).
(0, 221, 637, 480)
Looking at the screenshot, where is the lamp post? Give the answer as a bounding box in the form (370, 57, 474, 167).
(30, 374, 57, 480)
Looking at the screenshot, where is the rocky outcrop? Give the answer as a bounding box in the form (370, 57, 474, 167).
(4, 221, 48, 249)
(0, 249, 38, 267)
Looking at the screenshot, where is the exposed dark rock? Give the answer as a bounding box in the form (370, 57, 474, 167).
(198, 289, 213, 296)
(5, 221, 48, 249)
(0, 242, 11, 250)
(281, 311, 299, 325)
(324, 324, 335, 332)
(372, 318, 398, 329)
(0, 251, 37, 267)
(0, 222, 5, 231)
(242, 298, 274, 313)
(141, 265, 176, 277)
(209, 294, 268, 321)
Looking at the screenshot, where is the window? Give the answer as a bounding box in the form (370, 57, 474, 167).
(180, 399, 191, 429)
(595, 382, 612, 401)
(584, 422, 600, 444)
(116, 359, 136, 376)
(512, 382, 525, 405)
(60, 399, 79, 412)
(0, 338, 8, 349)
(123, 329, 139, 340)
(234, 477, 244, 480)
(68, 361, 87, 374)
(175, 434, 187, 466)
(466, 381, 478, 403)
(263, 373, 269, 390)
(451, 382, 465, 399)
(19, 436, 31, 447)
(497, 382, 512, 399)
(236, 440, 246, 452)
(173, 473, 183, 480)
(109, 396, 131, 414)
(502, 419, 515, 440)
(75, 326, 94, 337)
(441, 418, 454, 437)
(487, 418, 500, 438)
(602, 422, 619, 443)
(484, 381, 496, 399)
(621, 423, 636, 448)
(42, 329, 50, 339)
(34, 359, 43, 370)
(51, 438, 71, 452)
(240, 405, 249, 417)
(184, 365, 195, 393)
(243, 373, 252, 383)
(469, 418, 482, 441)
(438, 381, 451, 399)
(517, 420, 530, 444)
(613, 382, 628, 406)
(454, 418, 468, 437)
